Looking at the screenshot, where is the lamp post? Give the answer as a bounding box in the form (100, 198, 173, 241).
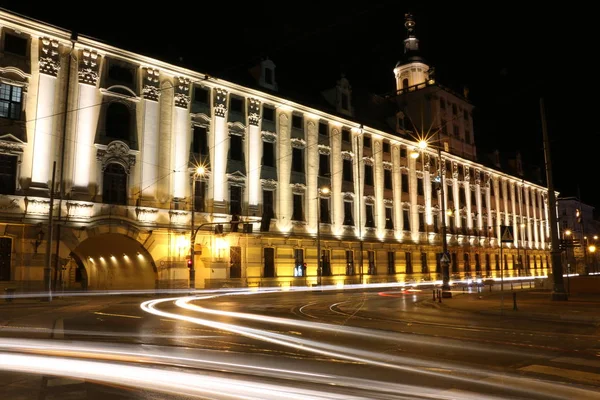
(418, 138, 451, 297)
(316, 186, 330, 288)
(356, 126, 364, 284)
(190, 166, 205, 289)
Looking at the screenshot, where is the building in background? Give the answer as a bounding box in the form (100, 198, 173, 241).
(0, 10, 553, 291)
(557, 196, 599, 274)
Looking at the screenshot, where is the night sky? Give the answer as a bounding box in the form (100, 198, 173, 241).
(2, 3, 596, 209)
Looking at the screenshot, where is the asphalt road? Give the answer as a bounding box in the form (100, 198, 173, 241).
(1, 286, 599, 399)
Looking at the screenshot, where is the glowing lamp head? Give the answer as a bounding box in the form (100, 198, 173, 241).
(320, 187, 330, 195)
(594, 235, 598, 240)
(589, 245, 596, 253)
(410, 149, 420, 159)
(195, 166, 205, 175)
(417, 140, 428, 150)
(564, 229, 572, 236)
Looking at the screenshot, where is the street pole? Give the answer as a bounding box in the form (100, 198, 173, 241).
(356, 131, 364, 284)
(540, 97, 568, 301)
(189, 176, 196, 289)
(44, 162, 57, 302)
(437, 134, 451, 297)
(577, 186, 588, 275)
(317, 191, 322, 288)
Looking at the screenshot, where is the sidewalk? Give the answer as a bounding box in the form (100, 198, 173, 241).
(424, 288, 600, 325)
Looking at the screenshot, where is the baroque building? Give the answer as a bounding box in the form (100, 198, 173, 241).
(0, 10, 553, 290)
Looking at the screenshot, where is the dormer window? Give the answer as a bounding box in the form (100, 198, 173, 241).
(341, 93, 349, 110)
(4, 33, 27, 56)
(265, 68, 273, 85)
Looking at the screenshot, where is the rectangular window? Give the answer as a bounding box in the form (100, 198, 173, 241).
(319, 198, 330, 223)
(0, 154, 18, 195)
(400, 147, 407, 158)
(384, 169, 393, 190)
(453, 125, 460, 136)
(471, 190, 477, 206)
(318, 122, 328, 136)
(447, 185, 454, 203)
(342, 128, 351, 142)
(383, 141, 391, 153)
(363, 136, 371, 148)
(265, 68, 273, 84)
(364, 165, 374, 186)
(433, 213, 439, 232)
(263, 190, 274, 217)
(344, 201, 354, 226)
(292, 115, 303, 129)
(292, 194, 304, 221)
(387, 251, 395, 274)
(230, 97, 244, 113)
(482, 193, 487, 209)
(385, 207, 393, 230)
(230, 135, 243, 161)
(459, 188, 466, 207)
(192, 126, 208, 155)
(4, 33, 27, 56)
(419, 213, 425, 232)
(463, 109, 469, 120)
(262, 141, 275, 167)
(230, 186, 242, 215)
(194, 87, 209, 104)
(342, 158, 353, 181)
(319, 153, 330, 177)
(452, 104, 458, 115)
(292, 147, 304, 173)
(264, 247, 275, 278)
(421, 252, 428, 273)
(441, 119, 447, 135)
(294, 249, 305, 277)
(194, 180, 206, 212)
(440, 98, 446, 109)
(405, 252, 413, 274)
(0, 83, 22, 120)
(262, 106, 274, 121)
(366, 204, 375, 228)
(403, 209, 410, 231)
(368, 250, 376, 275)
(401, 174, 409, 193)
(343, 201, 354, 226)
(417, 178, 424, 196)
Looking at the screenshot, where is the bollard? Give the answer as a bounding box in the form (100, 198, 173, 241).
(513, 292, 518, 311)
(438, 289, 442, 303)
(529, 281, 532, 289)
(433, 289, 436, 301)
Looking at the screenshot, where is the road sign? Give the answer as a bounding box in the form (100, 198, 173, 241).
(500, 225, 514, 243)
(440, 253, 450, 263)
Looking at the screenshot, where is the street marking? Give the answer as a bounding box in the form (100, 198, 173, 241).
(481, 375, 600, 400)
(551, 356, 600, 369)
(93, 312, 141, 319)
(519, 364, 600, 386)
(52, 318, 64, 339)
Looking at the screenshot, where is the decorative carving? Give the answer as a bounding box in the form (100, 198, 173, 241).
(400, 166, 409, 173)
(441, 158, 447, 174)
(464, 165, 470, 182)
(24, 198, 50, 215)
(341, 151, 354, 160)
(214, 88, 228, 117)
(382, 161, 393, 170)
(363, 156, 374, 166)
(364, 196, 375, 205)
(318, 144, 331, 155)
(343, 192, 354, 201)
(383, 198, 393, 206)
(96, 140, 137, 173)
(135, 207, 159, 223)
(423, 153, 430, 171)
(261, 131, 277, 143)
(142, 67, 160, 101)
(39, 37, 60, 77)
(290, 183, 306, 195)
(452, 161, 459, 179)
(0, 134, 26, 153)
(261, 179, 278, 190)
(401, 201, 411, 209)
(474, 169, 481, 184)
(417, 204, 425, 212)
(78, 48, 100, 86)
(174, 76, 191, 108)
(227, 173, 246, 184)
(66, 202, 93, 218)
(416, 171, 424, 179)
(248, 98, 261, 126)
(0, 196, 19, 210)
(228, 123, 245, 138)
(169, 210, 188, 225)
(290, 138, 306, 149)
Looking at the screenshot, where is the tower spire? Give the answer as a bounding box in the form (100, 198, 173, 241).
(404, 12, 419, 53)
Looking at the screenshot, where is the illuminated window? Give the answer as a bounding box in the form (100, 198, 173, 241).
(106, 102, 130, 141)
(388, 251, 396, 274)
(102, 163, 127, 205)
(0, 83, 22, 120)
(0, 154, 17, 195)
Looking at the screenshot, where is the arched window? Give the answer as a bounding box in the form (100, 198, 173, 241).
(402, 78, 409, 89)
(106, 102, 130, 141)
(103, 163, 127, 205)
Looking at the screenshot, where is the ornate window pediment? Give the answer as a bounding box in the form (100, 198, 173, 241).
(261, 179, 277, 190)
(318, 144, 331, 155)
(228, 122, 246, 137)
(383, 161, 393, 170)
(290, 183, 306, 195)
(227, 171, 246, 186)
(341, 150, 354, 160)
(290, 138, 306, 149)
(0, 133, 26, 154)
(96, 140, 138, 173)
(343, 192, 354, 201)
(363, 156, 374, 166)
(262, 130, 277, 143)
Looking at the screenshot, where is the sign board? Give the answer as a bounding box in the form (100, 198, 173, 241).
(440, 253, 450, 263)
(500, 225, 514, 243)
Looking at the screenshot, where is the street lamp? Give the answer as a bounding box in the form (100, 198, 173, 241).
(190, 165, 206, 289)
(418, 137, 451, 298)
(316, 186, 330, 287)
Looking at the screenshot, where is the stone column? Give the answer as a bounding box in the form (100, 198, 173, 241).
(276, 113, 292, 232)
(392, 145, 403, 239)
(31, 37, 60, 187)
(212, 88, 228, 203)
(331, 127, 343, 235)
(374, 140, 385, 238)
(423, 153, 432, 225)
(140, 67, 160, 201)
(510, 181, 518, 247)
(247, 98, 261, 207)
(157, 78, 173, 204)
(306, 120, 318, 232)
(525, 186, 532, 249)
(171, 77, 190, 199)
(475, 170, 483, 230)
(409, 156, 419, 241)
(464, 165, 472, 229)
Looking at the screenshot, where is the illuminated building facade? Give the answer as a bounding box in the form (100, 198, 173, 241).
(0, 10, 553, 290)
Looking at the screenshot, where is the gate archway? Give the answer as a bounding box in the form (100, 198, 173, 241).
(71, 233, 157, 290)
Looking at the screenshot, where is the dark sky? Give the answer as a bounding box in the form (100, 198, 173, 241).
(3, 2, 596, 208)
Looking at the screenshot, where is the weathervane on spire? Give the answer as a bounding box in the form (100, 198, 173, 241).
(404, 12, 416, 36)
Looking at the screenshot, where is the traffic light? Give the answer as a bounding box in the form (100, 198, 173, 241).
(187, 258, 192, 268)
